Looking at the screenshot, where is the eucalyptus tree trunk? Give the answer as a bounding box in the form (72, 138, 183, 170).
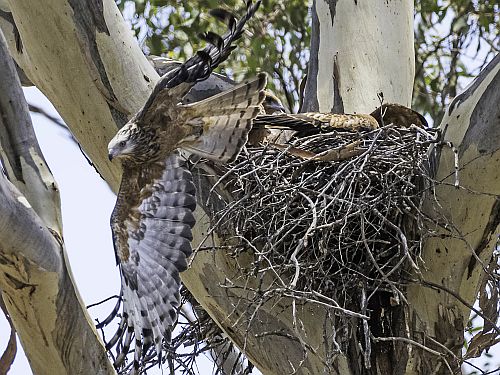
(0, 1, 498, 375)
(303, 0, 415, 114)
(405, 55, 500, 374)
(0, 27, 115, 375)
(304, 1, 500, 374)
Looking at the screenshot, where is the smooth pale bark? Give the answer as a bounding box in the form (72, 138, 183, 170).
(303, 0, 414, 113)
(406, 55, 500, 374)
(0, 28, 115, 375)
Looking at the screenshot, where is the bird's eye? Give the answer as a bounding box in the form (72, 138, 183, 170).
(119, 141, 126, 148)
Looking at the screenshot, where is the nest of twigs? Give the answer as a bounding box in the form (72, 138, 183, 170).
(210, 125, 440, 299)
(160, 124, 442, 374)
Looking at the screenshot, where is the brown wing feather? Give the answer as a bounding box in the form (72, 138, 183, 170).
(110, 152, 196, 370)
(135, 1, 262, 127)
(177, 74, 267, 163)
(252, 112, 379, 139)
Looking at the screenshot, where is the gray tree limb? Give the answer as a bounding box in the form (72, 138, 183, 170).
(0, 26, 115, 375)
(406, 54, 500, 373)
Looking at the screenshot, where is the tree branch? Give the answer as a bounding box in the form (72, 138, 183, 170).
(0, 26, 115, 375)
(0, 28, 61, 233)
(406, 54, 500, 372)
(303, 0, 415, 113)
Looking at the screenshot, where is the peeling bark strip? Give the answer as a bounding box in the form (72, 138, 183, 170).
(448, 54, 500, 116)
(460, 63, 500, 276)
(0, 112, 23, 183)
(0, 9, 21, 52)
(0, 295, 17, 375)
(0, 28, 28, 183)
(327, 0, 338, 24)
(302, 0, 320, 112)
(54, 265, 112, 373)
(467, 199, 500, 278)
(331, 54, 344, 114)
(461, 60, 500, 156)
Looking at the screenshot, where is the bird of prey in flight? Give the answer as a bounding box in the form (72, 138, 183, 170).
(103, 1, 264, 371)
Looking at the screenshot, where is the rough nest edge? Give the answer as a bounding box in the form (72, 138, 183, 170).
(163, 124, 444, 374)
(212, 124, 440, 296)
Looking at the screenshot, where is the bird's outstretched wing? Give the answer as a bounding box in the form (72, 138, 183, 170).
(147, 54, 286, 115)
(109, 152, 196, 370)
(252, 112, 380, 140)
(178, 73, 267, 162)
(104, 3, 262, 371)
(136, 0, 262, 125)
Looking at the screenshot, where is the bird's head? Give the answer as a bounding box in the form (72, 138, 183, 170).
(108, 122, 141, 162)
(262, 91, 286, 114)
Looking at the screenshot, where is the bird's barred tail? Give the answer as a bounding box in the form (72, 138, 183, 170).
(180, 73, 267, 163)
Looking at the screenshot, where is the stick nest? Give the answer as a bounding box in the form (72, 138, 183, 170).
(210, 125, 440, 298)
(163, 124, 443, 374)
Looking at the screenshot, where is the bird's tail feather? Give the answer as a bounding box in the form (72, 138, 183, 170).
(180, 73, 267, 163)
(184, 73, 267, 116)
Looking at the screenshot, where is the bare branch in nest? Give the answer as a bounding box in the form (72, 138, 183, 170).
(92, 285, 254, 375)
(270, 140, 363, 162)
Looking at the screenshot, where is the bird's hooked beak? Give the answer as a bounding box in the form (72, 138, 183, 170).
(108, 137, 123, 162)
(108, 148, 117, 161)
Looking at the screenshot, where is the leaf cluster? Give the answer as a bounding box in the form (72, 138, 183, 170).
(414, 0, 499, 124)
(116, 0, 310, 113)
(117, 0, 498, 123)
